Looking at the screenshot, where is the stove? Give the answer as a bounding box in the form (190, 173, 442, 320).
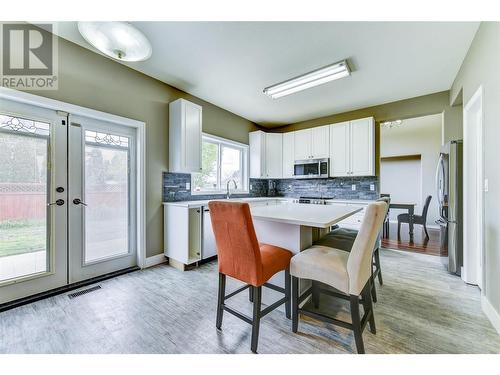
(296, 196, 333, 205)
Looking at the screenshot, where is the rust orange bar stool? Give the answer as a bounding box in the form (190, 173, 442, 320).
(208, 201, 293, 353)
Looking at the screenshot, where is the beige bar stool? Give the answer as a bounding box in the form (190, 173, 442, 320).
(290, 201, 388, 354)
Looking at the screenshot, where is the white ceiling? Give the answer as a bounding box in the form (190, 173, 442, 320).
(53, 22, 479, 127)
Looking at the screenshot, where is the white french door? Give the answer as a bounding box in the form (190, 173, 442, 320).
(0, 99, 137, 304)
(68, 116, 137, 283)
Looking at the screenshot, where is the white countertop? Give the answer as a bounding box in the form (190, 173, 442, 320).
(250, 203, 362, 228)
(325, 198, 375, 205)
(163, 197, 375, 208)
(162, 197, 290, 208)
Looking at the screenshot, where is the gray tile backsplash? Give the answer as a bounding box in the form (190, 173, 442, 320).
(163, 172, 379, 202)
(268, 176, 379, 200)
(162, 172, 268, 201)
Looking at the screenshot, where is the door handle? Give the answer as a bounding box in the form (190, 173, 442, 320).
(73, 198, 88, 206)
(48, 199, 65, 206)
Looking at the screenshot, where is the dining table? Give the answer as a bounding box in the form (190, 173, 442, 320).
(389, 202, 417, 242)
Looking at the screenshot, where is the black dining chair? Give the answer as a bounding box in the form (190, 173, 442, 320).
(380, 193, 391, 238)
(397, 195, 432, 239)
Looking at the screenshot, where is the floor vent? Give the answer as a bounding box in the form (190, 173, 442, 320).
(68, 285, 102, 299)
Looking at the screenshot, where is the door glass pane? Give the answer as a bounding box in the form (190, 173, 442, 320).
(0, 115, 49, 282)
(220, 145, 243, 190)
(84, 130, 129, 263)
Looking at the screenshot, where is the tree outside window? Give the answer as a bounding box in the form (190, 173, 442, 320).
(192, 134, 248, 194)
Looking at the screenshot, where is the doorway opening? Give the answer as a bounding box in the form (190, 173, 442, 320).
(379, 113, 443, 255)
(463, 86, 484, 289)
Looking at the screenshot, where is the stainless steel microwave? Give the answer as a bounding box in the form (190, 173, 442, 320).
(293, 158, 329, 179)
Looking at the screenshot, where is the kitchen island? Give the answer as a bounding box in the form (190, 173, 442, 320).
(163, 198, 363, 272)
(250, 202, 362, 288)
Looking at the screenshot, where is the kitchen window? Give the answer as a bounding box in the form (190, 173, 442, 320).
(191, 134, 249, 194)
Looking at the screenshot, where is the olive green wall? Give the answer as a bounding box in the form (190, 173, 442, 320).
(26, 37, 257, 258)
(450, 22, 500, 325)
(268, 91, 455, 176)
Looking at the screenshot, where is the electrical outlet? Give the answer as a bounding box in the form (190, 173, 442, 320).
(484, 179, 489, 192)
(370, 184, 375, 191)
(351, 184, 356, 191)
(250, 184, 253, 190)
(185, 182, 190, 190)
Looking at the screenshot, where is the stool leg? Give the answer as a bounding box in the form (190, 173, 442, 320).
(216, 273, 226, 330)
(350, 294, 365, 354)
(312, 280, 320, 308)
(374, 247, 383, 285)
(362, 283, 376, 334)
(371, 275, 378, 303)
(251, 286, 262, 353)
(249, 286, 254, 302)
(291, 276, 299, 333)
(284, 269, 291, 319)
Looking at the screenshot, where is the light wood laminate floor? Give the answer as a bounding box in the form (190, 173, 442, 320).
(0, 248, 499, 354)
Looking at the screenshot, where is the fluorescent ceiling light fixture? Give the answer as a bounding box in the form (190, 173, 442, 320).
(78, 22, 152, 62)
(263, 60, 350, 99)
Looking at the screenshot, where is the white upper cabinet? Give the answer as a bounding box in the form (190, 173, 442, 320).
(329, 121, 351, 177)
(293, 125, 330, 160)
(282, 132, 295, 178)
(249, 131, 283, 178)
(293, 129, 312, 160)
(249, 130, 266, 178)
(169, 99, 202, 173)
(329, 117, 375, 177)
(311, 125, 330, 158)
(265, 133, 283, 178)
(350, 117, 375, 176)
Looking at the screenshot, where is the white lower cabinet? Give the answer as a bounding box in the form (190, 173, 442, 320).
(202, 207, 217, 259)
(164, 205, 202, 270)
(164, 204, 223, 270)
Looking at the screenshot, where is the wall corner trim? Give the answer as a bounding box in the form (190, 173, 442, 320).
(481, 294, 500, 335)
(144, 254, 168, 268)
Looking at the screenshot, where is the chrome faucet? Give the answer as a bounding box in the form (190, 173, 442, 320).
(226, 179, 238, 199)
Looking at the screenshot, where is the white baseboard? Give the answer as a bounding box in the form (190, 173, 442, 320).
(481, 295, 500, 335)
(144, 253, 168, 268)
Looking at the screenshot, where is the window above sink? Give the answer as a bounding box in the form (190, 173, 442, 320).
(191, 133, 249, 195)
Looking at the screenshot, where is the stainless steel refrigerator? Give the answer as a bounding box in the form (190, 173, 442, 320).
(436, 140, 463, 275)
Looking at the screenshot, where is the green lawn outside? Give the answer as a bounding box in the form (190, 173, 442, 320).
(0, 219, 46, 258)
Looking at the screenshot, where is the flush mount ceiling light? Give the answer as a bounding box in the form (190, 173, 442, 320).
(263, 60, 351, 99)
(77, 22, 152, 62)
(381, 120, 403, 129)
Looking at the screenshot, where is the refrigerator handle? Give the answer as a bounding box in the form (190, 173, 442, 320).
(435, 153, 444, 213)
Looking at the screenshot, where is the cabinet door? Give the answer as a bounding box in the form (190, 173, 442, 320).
(311, 125, 330, 158)
(350, 117, 374, 176)
(184, 102, 202, 172)
(294, 129, 312, 160)
(188, 208, 202, 263)
(249, 131, 266, 178)
(329, 122, 350, 177)
(265, 133, 283, 178)
(202, 208, 217, 259)
(282, 132, 295, 178)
